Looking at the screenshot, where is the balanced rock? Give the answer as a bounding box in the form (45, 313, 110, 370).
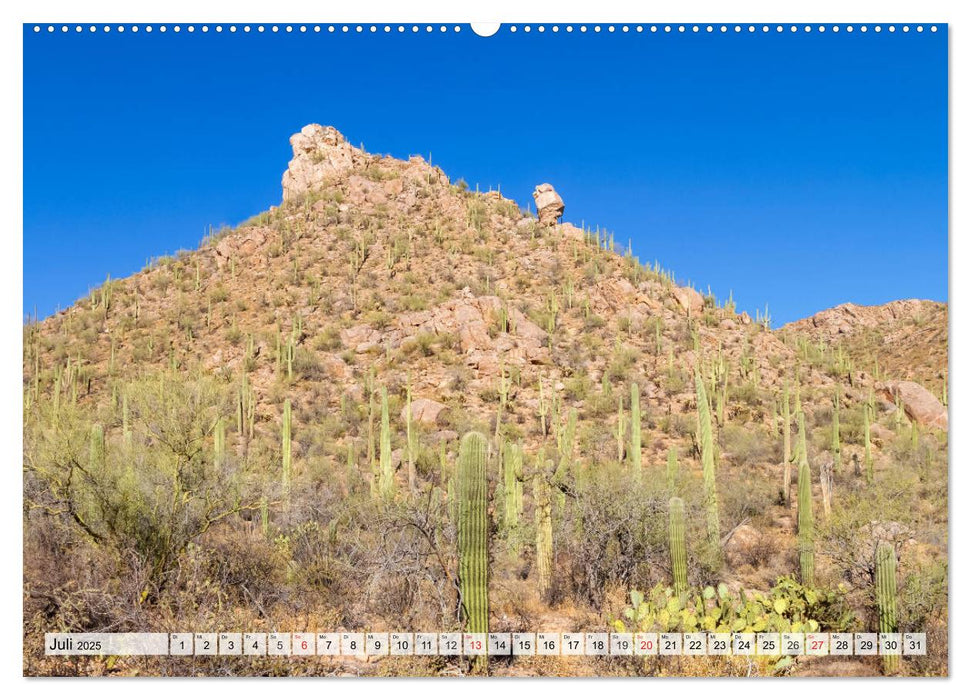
(532, 183, 564, 226)
(281, 124, 365, 201)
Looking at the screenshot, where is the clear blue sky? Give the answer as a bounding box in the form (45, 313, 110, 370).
(24, 25, 947, 325)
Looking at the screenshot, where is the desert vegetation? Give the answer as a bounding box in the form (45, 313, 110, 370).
(22, 126, 948, 677)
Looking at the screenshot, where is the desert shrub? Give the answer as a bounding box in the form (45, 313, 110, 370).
(659, 412, 695, 439)
(719, 423, 777, 466)
(210, 284, 230, 303)
(662, 368, 687, 395)
(313, 324, 343, 352)
(24, 370, 262, 592)
(563, 373, 592, 402)
(557, 464, 716, 606)
(293, 347, 324, 380)
(605, 345, 639, 383)
(899, 559, 947, 633)
(718, 469, 778, 531)
(583, 314, 606, 332)
(411, 331, 438, 357)
(728, 380, 762, 408)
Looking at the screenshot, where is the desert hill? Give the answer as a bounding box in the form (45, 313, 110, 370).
(781, 300, 947, 398)
(22, 125, 948, 677)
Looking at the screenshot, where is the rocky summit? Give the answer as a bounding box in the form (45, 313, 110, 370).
(23, 125, 948, 677)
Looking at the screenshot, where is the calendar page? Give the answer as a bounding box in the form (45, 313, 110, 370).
(20, 11, 948, 680)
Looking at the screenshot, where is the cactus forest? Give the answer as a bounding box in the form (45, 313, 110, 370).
(23, 126, 948, 678)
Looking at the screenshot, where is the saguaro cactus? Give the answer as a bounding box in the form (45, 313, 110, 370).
(556, 408, 578, 480)
(630, 383, 642, 478)
(214, 417, 226, 469)
(695, 371, 720, 558)
(282, 400, 292, 495)
(783, 381, 792, 504)
(406, 376, 416, 493)
(89, 423, 105, 470)
(121, 391, 131, 445)
(666, 446, 679, 495)
(502, 441, 524, 536)
(864, 401, 874, 483)
(875, 540, 899, 674)
(832, 387, 842, 471)
(534, 471, 554, 603)
(615, 395, 626, 463)
(379, 387, 394, 499)
(457, 432, 489, 661)
(820, 459, 833, 521)
(796, 411, 815, 586)
(668, 496, 688, 601)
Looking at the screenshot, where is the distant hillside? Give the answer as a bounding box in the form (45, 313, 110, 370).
(780, 300, 947, 396)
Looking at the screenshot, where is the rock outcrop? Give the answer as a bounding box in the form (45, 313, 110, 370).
(881, 380, 948, 431)
(214, 227, 269, 269)
(673, 286, 705, 315)
(339, 289, 549, 375)
(532, 183, 564, 226)
(281, 124, 366, 201)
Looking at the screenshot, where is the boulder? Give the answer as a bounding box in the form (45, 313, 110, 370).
(532, 183, 564, 226)
(401, 397, 448, 426)
(880, 380, 948, 431)
(672, 285, 705, 315)
(429, 430, 459, 444)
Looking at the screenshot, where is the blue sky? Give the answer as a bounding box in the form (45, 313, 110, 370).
(23, 25, 947, 325)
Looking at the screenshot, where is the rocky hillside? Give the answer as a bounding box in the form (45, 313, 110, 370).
(23, 125, 948, 677)
(28, 123, 817, 463)
(780, 300, 947, 394)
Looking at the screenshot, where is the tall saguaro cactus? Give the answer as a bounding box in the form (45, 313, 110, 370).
(557, 408, 577, 479)
(630, 383, 642, 478)
(615, 395, 626, 463)
(864, 400, 874, 483)
(796, 411, 815, 586)
(89, 423, 105, 470)
(782, 381, 792, 505)
(379, 387, 394, 499)
(405, 376, 416, 493)
(502, 441, 524, 538)
(666, 446, 679, 495)
(457, 432, 489, 661)
(214, 417, 226, 470)
(282, 400, 292, 495)
(875, 541, 899, 674)
(832, 387, 842, 471)
(695, 371, 720, 559)
(668, 496, 688, 601)
(534, 471, 554, 602)
(121, 391, 132, 448)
